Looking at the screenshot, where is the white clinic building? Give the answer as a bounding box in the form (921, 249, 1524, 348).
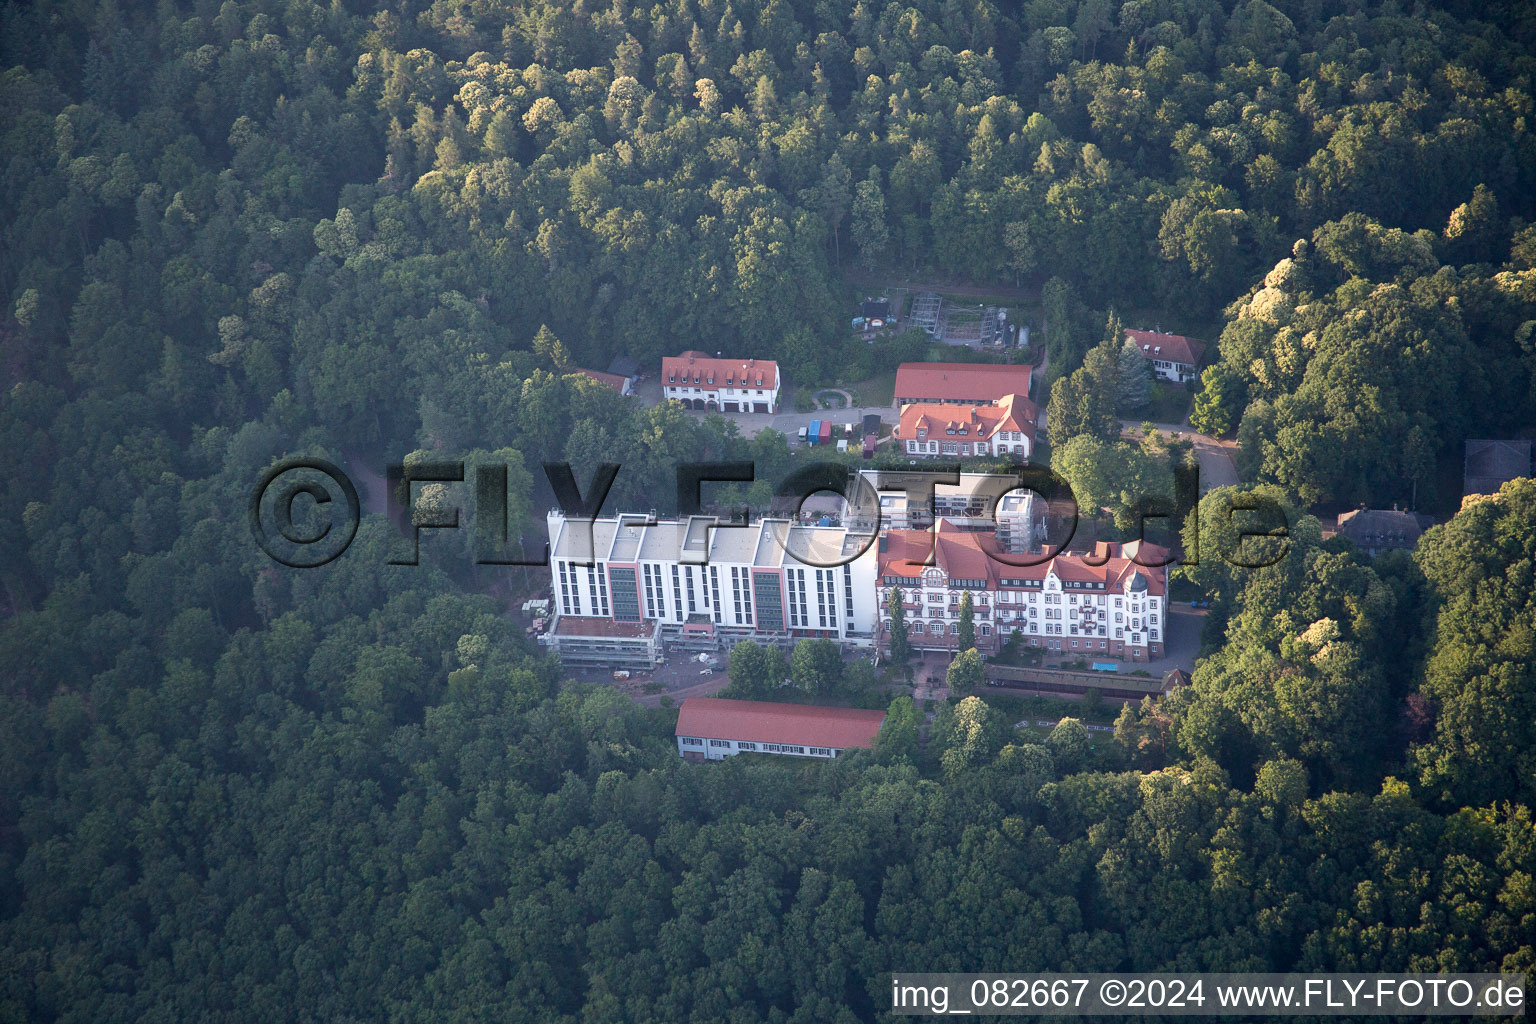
(539, 511, 879, 667)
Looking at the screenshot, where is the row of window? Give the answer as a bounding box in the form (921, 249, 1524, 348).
(682, 737, 828, 756)
(884, 621, 994, 636)
(786, 567, 839, 631)
(564, 561, 852, 634)
(884, 588, 1156, 618)
(665, 381, 773, 393)
(887, 621, 1157, 642)
(906, 440, 999, 455)
(557, 562, 607, 617)
(881, 577, 1148, 597)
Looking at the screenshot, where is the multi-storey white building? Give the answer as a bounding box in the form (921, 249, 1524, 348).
(876, 521, 1169, 661)
(662, 351, 781, 413)
(540, 511, 878, 667)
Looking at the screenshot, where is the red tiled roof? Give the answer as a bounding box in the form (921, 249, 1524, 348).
(574, 368, 630, 393)
(894, 362, 1034, 404)
(895, 393, 1038, 442)
(1125, 329, 1205, 367)
(675, 697, 886, 749)
(663, 352, 779, 389)
(877, 522, 1168, 596)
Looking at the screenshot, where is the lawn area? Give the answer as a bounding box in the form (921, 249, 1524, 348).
(1140, 382, 1193, 426)
(845, 371, 896, 407)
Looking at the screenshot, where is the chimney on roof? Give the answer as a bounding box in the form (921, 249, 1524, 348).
(716, 350, 721, 358)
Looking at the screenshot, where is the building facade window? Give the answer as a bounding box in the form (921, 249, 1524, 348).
(642, 564, 659, 617)
(558, 561, 575, 615)
(609, 567, 639, 621)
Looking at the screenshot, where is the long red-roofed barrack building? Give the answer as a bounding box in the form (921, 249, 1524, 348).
(877, 521, 1169, 660)
(893, 361, 1034, 407)
(674, 696, 886, 761)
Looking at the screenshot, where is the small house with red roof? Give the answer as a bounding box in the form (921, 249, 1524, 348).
(574, 367, 634, 395)
(1125, 329, 1205, 383)
(674, 697, 886, 761)
(662, 351, 781, 413)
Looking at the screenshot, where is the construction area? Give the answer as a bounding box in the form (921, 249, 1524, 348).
(938, 303, 1010, 346)
(908, 292, 944, 336)
(892, 290, 1017, 347)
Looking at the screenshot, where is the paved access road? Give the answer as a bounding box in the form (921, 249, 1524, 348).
(1118, 419, 1239, 492)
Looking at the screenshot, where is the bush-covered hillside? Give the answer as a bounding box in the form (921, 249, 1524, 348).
(2, 0, 1535, 1019)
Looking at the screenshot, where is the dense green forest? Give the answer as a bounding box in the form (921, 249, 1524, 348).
(2, 0, 1536, 1018)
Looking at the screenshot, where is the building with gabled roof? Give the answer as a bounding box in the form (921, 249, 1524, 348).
(1125, 329, 1205, 383)
(574, 367, 633, 395)
(1464, 439, 1531, 497)
(674, 697, 886, 761)
(876, 520, 1169, 661)
(1335, 507, 1432, 555)
(662, 351, 781, 413)
(894, 362, 1034, 407)
(894, 393, 1037, 459)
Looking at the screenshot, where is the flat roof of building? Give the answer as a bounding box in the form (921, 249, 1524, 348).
(609, 514, 650, 561)
(551, 616, 657, 638)
(675, 697, 886, 749)
(637, 521, 685, 562)
(552, 517, 618, 562)
(707, 522, 762, 564)
(549, 512, 874, 570)
(754, 520, 790, 566)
